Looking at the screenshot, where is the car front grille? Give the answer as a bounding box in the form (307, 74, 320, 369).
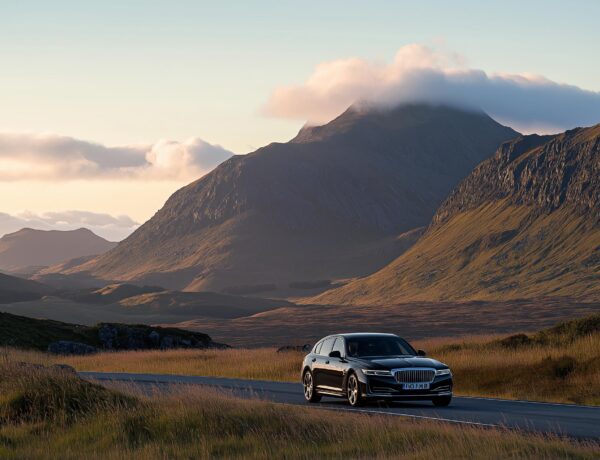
(394, 369, 435, 383)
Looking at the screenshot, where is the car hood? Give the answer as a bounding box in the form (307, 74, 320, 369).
(361, 356, 447, 370)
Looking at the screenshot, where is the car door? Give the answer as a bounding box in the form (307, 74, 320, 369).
(313, 337, 335, 389)
(325, 337, 347, 391)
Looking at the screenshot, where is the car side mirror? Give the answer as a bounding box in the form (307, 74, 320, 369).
(417, 349, 427, 357)
(329, 350, 342, 359)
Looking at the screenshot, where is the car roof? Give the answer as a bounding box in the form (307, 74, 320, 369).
(320, 332, 400, 340)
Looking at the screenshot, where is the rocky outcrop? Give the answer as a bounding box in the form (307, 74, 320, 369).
(96, 323, 226, 351)
(434, 126, 600, 226)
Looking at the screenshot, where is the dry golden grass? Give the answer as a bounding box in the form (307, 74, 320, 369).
(4, 346, 303, 382)
(7, 315, 599, 405)
(420, 334, 600, 405)
(0, 358, 597, 459)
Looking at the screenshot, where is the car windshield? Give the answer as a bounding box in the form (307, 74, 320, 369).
(346, 336, 416, 358)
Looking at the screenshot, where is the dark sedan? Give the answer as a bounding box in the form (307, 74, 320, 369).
(301, 333, 453, 407)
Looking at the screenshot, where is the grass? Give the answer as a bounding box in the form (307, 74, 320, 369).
(8, 314, 600, 406)
(0, 359, 597, 459)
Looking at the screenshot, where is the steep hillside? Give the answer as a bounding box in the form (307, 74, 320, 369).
(317, 125, 600, 305)
(0, 228, 116, 273)
(62, 104, 517, 291)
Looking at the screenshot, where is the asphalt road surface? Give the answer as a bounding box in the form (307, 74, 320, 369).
(81, 372, 600, 440)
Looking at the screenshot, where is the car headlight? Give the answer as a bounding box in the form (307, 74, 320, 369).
(362, 369, 392, 376)
(435, 368, 452, 376)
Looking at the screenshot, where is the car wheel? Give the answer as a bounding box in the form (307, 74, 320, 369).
(346, 373, 363, 407)
(432, 396, 452, 407)
(303, 370, 321, 403)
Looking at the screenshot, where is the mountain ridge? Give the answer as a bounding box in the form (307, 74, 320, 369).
(57, 104, 518, 292)
(315, 124, 600, 305)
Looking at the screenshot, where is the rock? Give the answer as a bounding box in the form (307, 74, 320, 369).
(277, 344, 312, 353)
(148, 330, 160, 346)
(95, 323, 223, 351)
(160, 335, 175, 349)
(47, 341, 98, 355)
(98, 324, 118, 349)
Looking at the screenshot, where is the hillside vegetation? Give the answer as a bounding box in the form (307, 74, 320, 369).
(0, 360, 596, 459)
(317, 125, 600, 305)
(0, 312, 218, 351)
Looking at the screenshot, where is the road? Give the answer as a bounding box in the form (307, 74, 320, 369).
(80, 371, 600, 440)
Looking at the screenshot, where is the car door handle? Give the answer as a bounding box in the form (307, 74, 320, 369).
(311, 358, 316, 362)
(325, 360, 330, 364)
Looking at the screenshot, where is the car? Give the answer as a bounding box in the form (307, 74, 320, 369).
(301, 333, 453, 407)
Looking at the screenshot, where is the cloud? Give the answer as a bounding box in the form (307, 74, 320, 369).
(263, 44, 600, 133)
(0, 211, 139, 241)
(0, 133, 233, 181)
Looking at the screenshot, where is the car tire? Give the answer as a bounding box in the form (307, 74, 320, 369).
(346, 373, 363, 407)
(303, 370, 321, 403)
(432, 396, 452, 407)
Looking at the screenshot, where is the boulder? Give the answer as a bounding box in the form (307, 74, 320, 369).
(48, 341, 98, 355)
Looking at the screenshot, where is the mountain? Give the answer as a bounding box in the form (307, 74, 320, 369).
(61, 104, 517, 292)
(0, 228, 116, 273)
(0, 272, 53, 303)
(316, 125, 600, 305)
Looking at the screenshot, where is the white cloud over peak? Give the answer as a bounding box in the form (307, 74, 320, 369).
(263, 44, 600, 133)
(0, 132, 233, 181)
(0, 211, 139, 242)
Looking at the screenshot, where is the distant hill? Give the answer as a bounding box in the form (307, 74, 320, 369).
(59, 104, 517, 291)
(317, 125, 600, 305)
(0, 228, 116, 273)
(0, 272, 53, 303)
(118, 290, 293, 319)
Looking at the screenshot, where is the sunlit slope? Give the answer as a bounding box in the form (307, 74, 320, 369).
(317, 126, 600, 305)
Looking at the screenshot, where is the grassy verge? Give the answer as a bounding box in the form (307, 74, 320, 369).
(6, 314, 599, 405)
(0, 360, 597, 459)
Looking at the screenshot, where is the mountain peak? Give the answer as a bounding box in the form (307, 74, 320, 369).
(63, 104, 519, 292)
(290, 103, 505, 144)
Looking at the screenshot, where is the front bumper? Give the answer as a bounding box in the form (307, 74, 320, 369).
(360, 375, 453, 400)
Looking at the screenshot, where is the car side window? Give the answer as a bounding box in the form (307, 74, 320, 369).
(331, 337, 345, 357)
(319, 337, 335, 356)
(313, 341, 323, 354)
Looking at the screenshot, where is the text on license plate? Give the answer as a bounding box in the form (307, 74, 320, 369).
(402, 383, 430, 390)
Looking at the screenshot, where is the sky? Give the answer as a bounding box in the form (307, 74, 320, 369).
(1, 0, 600, 240)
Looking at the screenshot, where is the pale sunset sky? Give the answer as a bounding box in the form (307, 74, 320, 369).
(1, 0, 600, 240)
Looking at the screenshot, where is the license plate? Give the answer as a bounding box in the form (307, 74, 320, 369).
(402, 383, 430, 390)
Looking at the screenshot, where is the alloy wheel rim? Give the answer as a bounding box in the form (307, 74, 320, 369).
(348, 376, 358, 404)
(304, 373, 313, 399)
